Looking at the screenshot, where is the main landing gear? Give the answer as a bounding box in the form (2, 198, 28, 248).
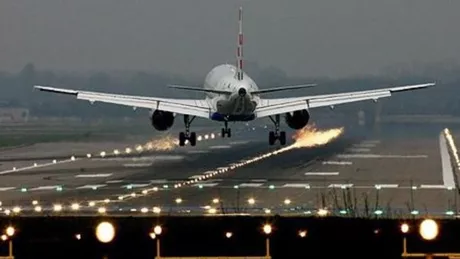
(268, 114, 286, 146)
(179, 115, 197, 146)
(221, 121, 231, 138)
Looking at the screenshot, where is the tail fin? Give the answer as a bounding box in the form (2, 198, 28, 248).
(236, 7, 244, 81)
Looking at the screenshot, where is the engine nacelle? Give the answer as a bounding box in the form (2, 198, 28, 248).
(285, 109, 310, 130)
(150, 110, 174, 131)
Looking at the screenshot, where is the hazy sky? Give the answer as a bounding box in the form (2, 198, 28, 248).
(1, 0, 459, 78)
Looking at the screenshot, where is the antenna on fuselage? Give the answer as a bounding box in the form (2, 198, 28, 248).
(236, 6, 244, 81)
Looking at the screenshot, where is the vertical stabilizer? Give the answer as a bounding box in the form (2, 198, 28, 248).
(236, 7, 244, 81)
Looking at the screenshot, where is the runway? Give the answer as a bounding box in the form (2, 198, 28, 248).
(0, 123, 459, 218)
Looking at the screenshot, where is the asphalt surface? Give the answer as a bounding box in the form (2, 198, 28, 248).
(0, 123, 458, 218)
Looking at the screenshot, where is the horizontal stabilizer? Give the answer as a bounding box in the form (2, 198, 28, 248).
(250, 83, 317, 95)
(168, 84, 232, 95)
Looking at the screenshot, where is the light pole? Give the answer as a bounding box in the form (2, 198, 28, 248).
(262, 224, 272, 258)
(154, 225, 162, 259)
(401, 223, 409, 256)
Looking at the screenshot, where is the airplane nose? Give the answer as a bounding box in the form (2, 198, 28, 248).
(238, 87, 247, 96)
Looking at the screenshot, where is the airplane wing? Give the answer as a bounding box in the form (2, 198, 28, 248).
(255, 83, 435, 118)
(34, 85, 212, 119)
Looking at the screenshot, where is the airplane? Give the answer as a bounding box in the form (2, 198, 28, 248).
(34, 7, 435, 147)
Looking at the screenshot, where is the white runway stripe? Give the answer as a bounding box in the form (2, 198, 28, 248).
(282, 183, 310, 188)
(322, 161, 352, 165)
(0, 159, 76, 175)
(106, 180, 124, 183)
(149, 179, 167, 184)
(420, 184, 452, 189)
(187, 150, 210, 154)
(76, 184, 106, 189)
(346, 148, 371, 152)
(239, 183, 263, 187)
(0, 187, 15, 191)
(305, 172, 339, 176)
(229, 141, 250, 145)
(30, 185, 61, 191)
(209, 145, 232, 149)
(123, 184, 150, 188)
(123, 163, 152, 167)
(328, 184, 353, 188)
(193, 183, 219, 187)
(375, 184, 399, 188)
(251, 179, 267, 182)
(353, 143, 377, 148)
(337, 154, 428, 159)
(75, 173, 112, 178)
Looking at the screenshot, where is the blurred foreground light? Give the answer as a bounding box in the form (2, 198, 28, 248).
(225, 232, 233, 238)
(175, 198, 182, 204)
(34, 206, 42, 212)
(264, 209, 271, 214)
(32, 200, 38, 205)
(284, 199, 291, 205)
(263, 224, 272, 235)
(317, 208, 328, 217)
(419, 219, 439, 240)
(75, 234, 81, 240)
(89, 201, 96, 207)
(141, 207, 148, 213)
(298, 230, 307, 238)
(98, 207, 107, 214)
(401, 223, 409, 234)
(154, 225, 162, 235)
(71, 203, 80, 210)
(248, 198, 255, 205)
(96, 222, 115, 243)
(212, 198, 219, 204)
(12, 207, 21, 213)
(152, 207, 161, 214)
(53, 204, 63, 212)
(208, 208, 217, 214)
(6, 226, 15, 237)
(149, 232, 156, 239)
(1, 235, 7, 241)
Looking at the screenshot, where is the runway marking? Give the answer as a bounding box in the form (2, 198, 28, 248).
(375, 184, 399, 188)
(439, 133, 456, 187)
(75, 173, 113, 178)
(0, 187, 15, 191)
(189, 175, 205, 179)
(123, 163, 152, 167)
(209, 145, 232, 149)
(346, 148, 371, 153)
(322, 161, 352, 165)
(30, 185, 60, 191)
(187, 150, 210, 154)
(76, 184, 107, 189)
(420, 184, 453, 189)
(353, 143, 377, 148)
(193, 183, 219, 187)
(337, 154, 428, 159)
(328, 184, 353, 188)
(282, 183, 310, 188)
(229, 141, 250, 145)
(239, 183, 263, 187)
(123, 184, 150, 188)
(362, 140, 381, 144)
(305, 172, 339, 176)
(0, 159, 76, 175)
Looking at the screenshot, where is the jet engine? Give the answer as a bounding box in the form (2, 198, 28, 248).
(285, 109, 310, 130)
(150, 110, 174, 131)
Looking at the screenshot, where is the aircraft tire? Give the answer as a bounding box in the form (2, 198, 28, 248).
(269, 131, 276, 145)
(190, 132, 197, 146)
(279, 131, 286, 145)
(179, 132, 186, 146)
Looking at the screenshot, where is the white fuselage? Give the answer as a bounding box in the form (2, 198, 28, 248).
(204, 64, 260, 121)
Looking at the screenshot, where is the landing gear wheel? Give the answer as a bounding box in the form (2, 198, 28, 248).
(221, 121, 231, 138)
(179, 115, 196, 147)
(279, 131, 286, 145)
(179, 132, 186, 146)
(269, 131, 276, 146)
(190, 132, 197, 146)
